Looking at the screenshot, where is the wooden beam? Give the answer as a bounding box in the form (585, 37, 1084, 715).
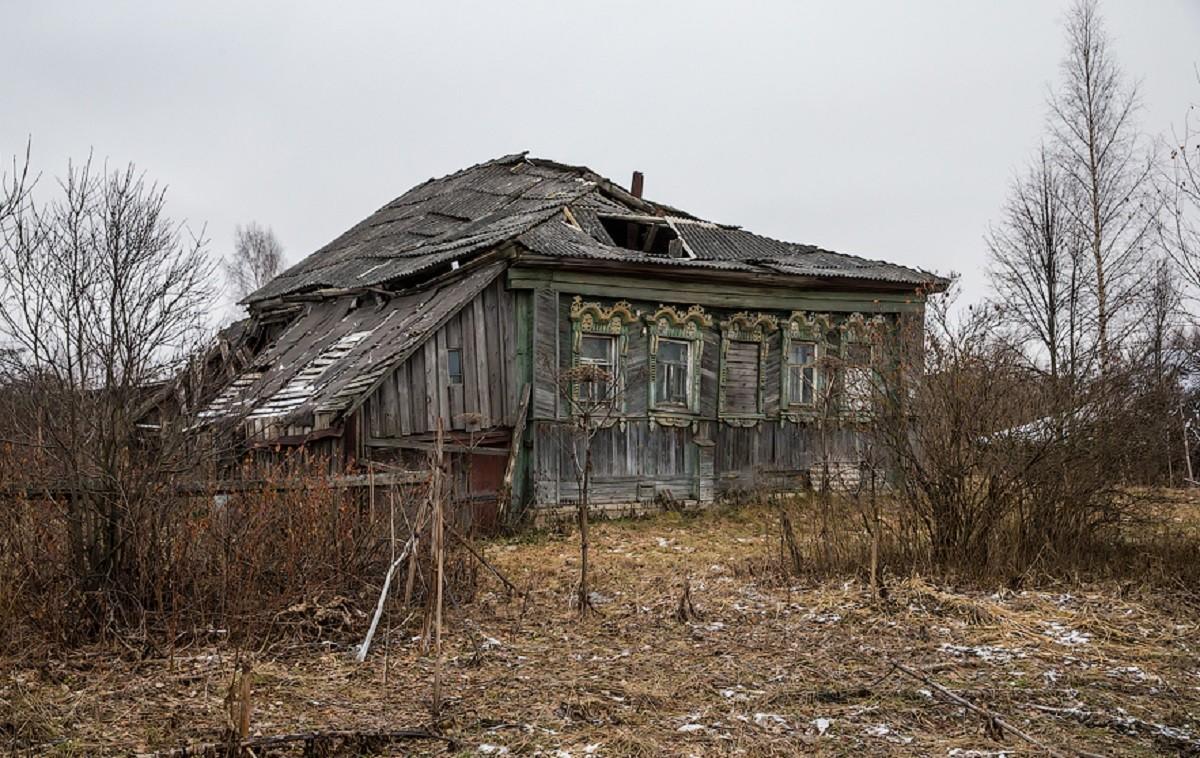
(506, 266, 926, 313)
(496, 383, 532, 522)
(365, 437, 510, 456)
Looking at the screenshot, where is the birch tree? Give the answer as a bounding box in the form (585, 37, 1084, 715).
(1049, 0, 1156, 363)
(224, 222, 282, 302)
(988, 146, 1088, 381)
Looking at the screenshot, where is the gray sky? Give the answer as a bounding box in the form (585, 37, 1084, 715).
(3, 1, 1198, 318)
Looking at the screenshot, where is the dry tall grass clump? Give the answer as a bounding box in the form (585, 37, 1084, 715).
(0, 451, 489, 653)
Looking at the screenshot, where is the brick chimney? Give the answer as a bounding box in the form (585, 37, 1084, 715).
(630, 171, 644, 199)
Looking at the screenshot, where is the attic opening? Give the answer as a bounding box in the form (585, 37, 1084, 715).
(598, 215, 685, 258)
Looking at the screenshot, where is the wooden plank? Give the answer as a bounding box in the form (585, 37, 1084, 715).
(423, 338, 437, 431)
(397, 360, 413, 436)
(531, 289, 558, 419)
(460, 301, 479, 420)
(436, 329, 452, 428)
(472, 295, 491, 426)
(409, 348, 426, 434)
(484, 284, 503, 426)
(506, 268, 926, 313)
(366, 437, 509, 456)
(499, 281, 516, 423)
(496, 383, 531, 522)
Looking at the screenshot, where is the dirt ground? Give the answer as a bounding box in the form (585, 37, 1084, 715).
(3, 501, 1199, 756)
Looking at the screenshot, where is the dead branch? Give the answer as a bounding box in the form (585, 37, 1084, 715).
(888, 658, 1071, 758)
(1026, 703, 1200, 755)
(447, 522, 524, 597)
(139, 728, 454, 757)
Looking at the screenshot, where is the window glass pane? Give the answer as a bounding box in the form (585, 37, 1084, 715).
(656, 339, 690, 406)
(580, 335, 613, 363)
(658, 340, 687, 365)
(802, 366, 814, 404)
(447, 348, 463, 385)
(578, 335, 615, 403)
(789, 342, 814, 365)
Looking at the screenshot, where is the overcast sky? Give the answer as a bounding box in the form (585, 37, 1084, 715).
(3, 1, 1198, 319)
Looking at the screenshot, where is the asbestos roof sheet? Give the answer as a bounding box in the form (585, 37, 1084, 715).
(208, 262, 504, 434)
(246, 152, 944, 304)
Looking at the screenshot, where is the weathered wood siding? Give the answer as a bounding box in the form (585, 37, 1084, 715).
(527, 292, 894, 508)
(363, 277, 519, 437)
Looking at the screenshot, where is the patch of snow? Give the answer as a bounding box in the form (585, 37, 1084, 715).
(478, 745, 509, 755)
(677, 723, 705, 733)
(813, 717, 832, 735)
(917, 688, 934, 700)
(1043, 669, 1060, 684)
(482, 636, 503, 649)
(939, 643, 1025, 664)
(1045, 622, 1091, 646)
(1107, 665, 1159, 683)
(753, 712, 789, 729)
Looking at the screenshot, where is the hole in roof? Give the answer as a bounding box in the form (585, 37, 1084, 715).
(598, 216, 684, 257)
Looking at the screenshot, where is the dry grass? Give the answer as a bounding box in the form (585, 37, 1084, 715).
(3, 496, 1199, 756)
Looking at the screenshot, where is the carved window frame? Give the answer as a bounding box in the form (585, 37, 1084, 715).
(838, 312, 886, 422)
(645, 304, 710, 425)
(780, 311, 834, 422)
(568, 297, 639, 415)
(718, 312, 778, 426)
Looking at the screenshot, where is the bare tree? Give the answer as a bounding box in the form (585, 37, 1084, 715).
(224, 222, 283, 302)
(555, 361, 626, 615)
(1158, 78, 1200, 296)
(988, 146, 1089, 381)
(1049, 0, 1156, 363)
(0, 152, 214, 624)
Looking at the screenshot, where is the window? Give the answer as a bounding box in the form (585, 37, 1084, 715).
(842, 343, 874, 413)
(447, 348, 463, 386)
(578, 334, 617, 402)
(722, 340, 760, 414)
(787, 341, 817, 405)
(655, 339, 691, 407)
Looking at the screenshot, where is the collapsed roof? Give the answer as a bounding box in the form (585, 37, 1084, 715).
(246, 152, 944, 306)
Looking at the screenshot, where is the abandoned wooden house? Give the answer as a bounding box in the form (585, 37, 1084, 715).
(195, 153, 946, 519)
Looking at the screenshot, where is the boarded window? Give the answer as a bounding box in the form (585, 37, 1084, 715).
(722, 340, 760, 414)
(655, 339, 690, 407)
(787, 342, 816, 405)
(578, 334, 616, 402)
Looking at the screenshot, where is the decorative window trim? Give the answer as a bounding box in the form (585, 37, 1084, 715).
(568, 296, 639, 414)
(645, 304, 710, 423)
(780, 311, 834, 422)
(838, 313, 887, 422)
(718, 312, 778, 425)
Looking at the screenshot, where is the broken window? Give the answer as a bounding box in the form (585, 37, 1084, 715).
(447, 348, 463, 386)
(655, 339, 691, 407)
(598, 215, 684, 257)
(577, 334, 617, 402)
(841, 343, 875, 414)
(787, 342, 818, 406)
